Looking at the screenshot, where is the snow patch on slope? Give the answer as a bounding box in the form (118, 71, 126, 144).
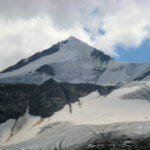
(98, 61, 150, 84)
(0, 111, 51, 146)
(50, 84, 150, 125)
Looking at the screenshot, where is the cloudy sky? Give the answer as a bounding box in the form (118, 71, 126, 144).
(0, 0, 150, 71)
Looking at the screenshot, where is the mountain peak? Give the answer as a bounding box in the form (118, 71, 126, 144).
(1, 36, 113, 75)
(67, 36, 78, 40)
(66, 36, 83, 43)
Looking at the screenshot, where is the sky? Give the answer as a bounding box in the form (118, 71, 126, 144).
(0, 0, 150, 70)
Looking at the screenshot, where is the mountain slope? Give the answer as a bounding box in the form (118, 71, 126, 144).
(0, 81, 150, 149)
(0, 79, 118, 124)
(0, 36, 150, 84)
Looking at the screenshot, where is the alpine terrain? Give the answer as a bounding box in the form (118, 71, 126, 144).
(0, 36, 150, 84)
(0, 36, 150, 150)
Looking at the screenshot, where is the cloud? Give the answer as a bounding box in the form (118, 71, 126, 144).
(92, 0, 150, 55)
(0, 0, 150, 70)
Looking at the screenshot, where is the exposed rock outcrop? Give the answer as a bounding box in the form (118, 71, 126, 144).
(0, 79, 120, 124)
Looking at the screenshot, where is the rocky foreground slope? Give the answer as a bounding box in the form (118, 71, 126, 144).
(0, 79, 119, 124)
(0, 80, 150, 150)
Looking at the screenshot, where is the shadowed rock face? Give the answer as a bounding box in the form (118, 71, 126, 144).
(0, 79, 119, 124)
(29, 79, 77, 117)
(91, 49, 112, 63)
(134, 69, 150, 81)
(62, 122, 150, 150)
(122, 86, 150, 101)
(29, 79, 113, 118)
(0, 84, 36, 123)
(67, 137, 150, 150)
(35, 64, 55, 76)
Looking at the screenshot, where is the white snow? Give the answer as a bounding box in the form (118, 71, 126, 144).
(0, 119, 16, 144)
(50, 83, 150, 125)
(98, 61, 150, 84)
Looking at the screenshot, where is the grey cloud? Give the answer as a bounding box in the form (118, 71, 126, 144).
(0, 0, 85, 28)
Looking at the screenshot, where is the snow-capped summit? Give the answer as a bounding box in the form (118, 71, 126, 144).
(0, 36, 112, 84)
(0, 36, 150, 84)
(67, 35, 79, 41)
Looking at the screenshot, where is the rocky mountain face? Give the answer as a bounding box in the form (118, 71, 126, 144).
(0, 79, 119, 124)
(0, 36, 150, 85)
(0, 84, 36, 123)
(66, 134, 150, 150)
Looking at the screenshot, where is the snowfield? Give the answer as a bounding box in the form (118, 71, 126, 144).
(0, 81, 150, 150)
(50, 83, 150, 125)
